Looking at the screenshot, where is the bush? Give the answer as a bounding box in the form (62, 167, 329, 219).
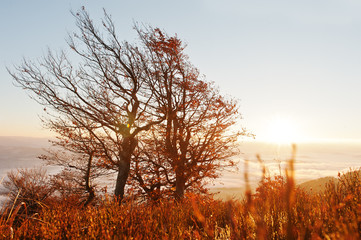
(2, 168, 54, 214)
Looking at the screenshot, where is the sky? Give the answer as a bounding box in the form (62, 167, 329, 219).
(1, 0, 361, 143)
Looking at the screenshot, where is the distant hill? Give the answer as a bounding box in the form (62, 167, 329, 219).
(209, 187, 245, 200)
(299, 169, 361, 194)
(298, 176, 337, 193)
(211, 176, 338, 200)
(211, 175, 340, 200)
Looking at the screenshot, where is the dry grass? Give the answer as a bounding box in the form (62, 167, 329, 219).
(1, 156, 361, 239)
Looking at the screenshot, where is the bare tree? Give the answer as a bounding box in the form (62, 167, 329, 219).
(39, 119, 111, 205)
(9, 9, 167, 200)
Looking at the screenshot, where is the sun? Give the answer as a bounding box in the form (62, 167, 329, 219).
(266, 115, 299, 144)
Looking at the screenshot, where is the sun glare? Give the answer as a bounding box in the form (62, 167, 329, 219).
(266, 115, 299, 144)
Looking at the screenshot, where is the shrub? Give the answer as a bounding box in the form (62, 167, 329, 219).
(2, 168, 54, 214)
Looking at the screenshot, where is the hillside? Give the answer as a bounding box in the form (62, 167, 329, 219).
(298, 176, 337, 193)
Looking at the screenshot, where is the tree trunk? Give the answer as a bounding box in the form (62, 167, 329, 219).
(114, 159, 131, 200)
(84, 153, 95, 206)
(114, 136, 137, 201)
(84, 187, 95, 207)
(175, 169, 185, 200)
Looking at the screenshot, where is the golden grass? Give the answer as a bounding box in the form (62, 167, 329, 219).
(1, 154, 361, 239)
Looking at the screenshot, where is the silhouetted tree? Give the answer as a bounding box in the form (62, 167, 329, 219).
(9, 9, 166, 200)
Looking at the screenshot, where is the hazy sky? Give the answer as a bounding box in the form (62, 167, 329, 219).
(1, 0, 361, 142)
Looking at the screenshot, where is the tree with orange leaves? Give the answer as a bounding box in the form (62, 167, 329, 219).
(128, 29, 245, 200)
